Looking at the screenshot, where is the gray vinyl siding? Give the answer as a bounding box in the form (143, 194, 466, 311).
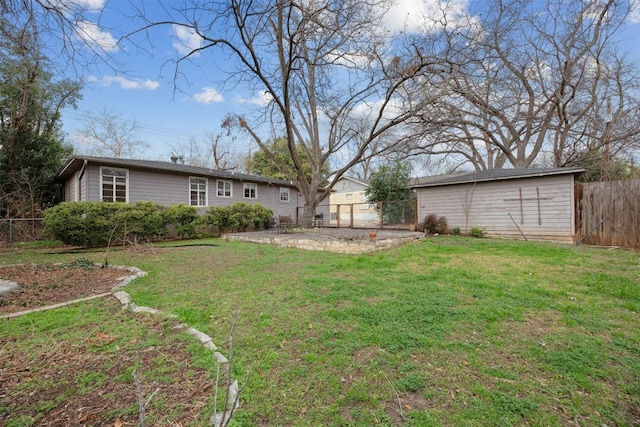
(62, 170, 86, 202)
(64, 172, 77, 202)
(82, 164, 300, 218)
(417, 175, 575, 242)
(79, 172, 87, 201)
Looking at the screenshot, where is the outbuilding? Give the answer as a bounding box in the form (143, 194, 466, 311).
(410, 168, 584, 242)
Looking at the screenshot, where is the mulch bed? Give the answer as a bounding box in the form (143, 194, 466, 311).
(0, 262, 130, 316)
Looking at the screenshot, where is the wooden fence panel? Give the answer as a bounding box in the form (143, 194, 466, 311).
(575, 179, 640, 249)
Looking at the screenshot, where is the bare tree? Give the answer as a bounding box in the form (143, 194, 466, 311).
(1, 0, 120, 75)
(171, 132, 245, 171)
(410, 0, 640, 172)
(75, 107, 149, 158)
(127, 0, 440, 223)
(209, 132, 245, 171)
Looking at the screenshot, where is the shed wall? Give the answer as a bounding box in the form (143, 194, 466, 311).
(416, 175, 575, 242)
(64, 172, 77, 202)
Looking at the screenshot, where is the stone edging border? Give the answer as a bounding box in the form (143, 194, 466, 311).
(2, 263, 238, 424)
(109, 267, 240, 424)
(1, 264, 146, 320)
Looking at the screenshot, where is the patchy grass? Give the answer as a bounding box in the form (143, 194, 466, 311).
(0, 298, 215, 426)
(1, 237, 639, 426)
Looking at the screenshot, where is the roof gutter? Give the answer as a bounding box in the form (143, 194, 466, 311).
(78, 159, 88, 181)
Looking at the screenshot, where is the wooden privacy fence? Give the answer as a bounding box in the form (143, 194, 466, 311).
(575, 179, 640, 249)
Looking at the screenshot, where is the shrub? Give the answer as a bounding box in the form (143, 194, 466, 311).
(43, 201, 167, 247)
(201, 206, 231, 235)
(422, 214, 448, 234)
(469, 226, 485, 238)
(201, 203, 273, 233)
(452, 227, 461, 236)
(118, 201, 166, 242)
(251, 204, 273, 230)
(162, 203, 199, 239)
(228, 202, 255, 231)
(422, 214, 438, 234)
(434, 216, 448, 234)
(44, 202, 121, 247)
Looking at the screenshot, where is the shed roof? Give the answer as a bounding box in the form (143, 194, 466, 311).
(56, 155, 299, 188)
(409, 167, 584, 188)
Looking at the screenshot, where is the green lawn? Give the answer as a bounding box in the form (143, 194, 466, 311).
(1, 237, 639, 426)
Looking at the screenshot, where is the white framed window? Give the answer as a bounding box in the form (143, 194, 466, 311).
(190, 177, 208, 206)
(279, 187, 290, 202)
(346, 193, 353, 203)
(101, 167, 128, 202)
(243, 182, 257, 199)
(217, 179, 232, 197)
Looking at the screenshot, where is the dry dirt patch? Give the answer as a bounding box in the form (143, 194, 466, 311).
(1, 263, 216, 426)
(1, 299, 214, 426)
(0, 262, 129, 316)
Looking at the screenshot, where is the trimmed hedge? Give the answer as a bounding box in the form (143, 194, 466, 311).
(43, 201, 167, 247)
(200, 202, 273, 233)
(44, 201, 274, 247)
(162, 203, 199, 239)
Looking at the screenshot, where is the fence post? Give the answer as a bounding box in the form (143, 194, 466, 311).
(349, 204, 354, 228)
(8, 219, 13, 244)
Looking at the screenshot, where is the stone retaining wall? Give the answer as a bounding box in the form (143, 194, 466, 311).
(225, 231, 423, 253)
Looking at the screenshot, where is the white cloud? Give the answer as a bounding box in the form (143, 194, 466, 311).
(193, 87, 224, 104)
(47, 0, 105, 13)
(236, 91, 273, 107)
(250, 91, 274, 106)
(384, 0, 471, 33)
(629, 2, 640, 23)
(68, 0, 105, 11)
(96, 75, 160, 90)
(173, 25, 204, 56)
(76, 20, 119, 52)
(351, 97, 406, 121)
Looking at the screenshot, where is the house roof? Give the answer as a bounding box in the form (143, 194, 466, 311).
(338, 176, 370, 186)
(409, 167, 584, 188)
(56, 155, 299, 188)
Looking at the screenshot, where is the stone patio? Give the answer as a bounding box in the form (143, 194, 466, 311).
(223, 227, 424, 254)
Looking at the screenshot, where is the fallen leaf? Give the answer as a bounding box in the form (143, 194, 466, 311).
(96, 332, 116, 343)
(114, 417, 123, 427)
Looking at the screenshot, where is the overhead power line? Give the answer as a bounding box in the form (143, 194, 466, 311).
(62, 109, 254, 151)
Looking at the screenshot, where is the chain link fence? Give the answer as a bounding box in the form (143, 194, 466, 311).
(0, 218, 45, 244)
(329, 199, 417, 230)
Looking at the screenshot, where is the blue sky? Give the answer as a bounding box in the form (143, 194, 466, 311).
(59, 0, 640, 163)
(61, 0, 475, 162)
